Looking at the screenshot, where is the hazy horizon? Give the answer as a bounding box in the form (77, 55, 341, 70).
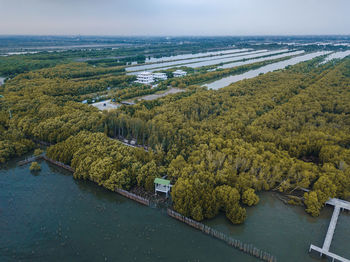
(0, 0, 349, 36)
(1, 34, 350, 37)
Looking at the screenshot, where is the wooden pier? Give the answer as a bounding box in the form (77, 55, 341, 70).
(309, 198, 350, 262)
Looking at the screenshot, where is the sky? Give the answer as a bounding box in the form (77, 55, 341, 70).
(0, 0, 349, 36)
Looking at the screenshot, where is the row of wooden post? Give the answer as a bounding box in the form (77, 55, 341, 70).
(19, 154, 276, 262)
(115, 188, 150, 206)
(18, 155, 73, 173)
(167, 208, 277, 262)
(17, 155, 42, 166)
(18, 155, 151, 206)
(42, 156, 75, 172)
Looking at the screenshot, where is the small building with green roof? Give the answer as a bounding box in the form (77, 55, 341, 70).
(154, 178, 172, 198)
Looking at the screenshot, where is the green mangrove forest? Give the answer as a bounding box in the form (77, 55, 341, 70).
(1, 42, 350, 225)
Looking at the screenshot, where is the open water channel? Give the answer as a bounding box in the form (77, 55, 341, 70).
(204, 51, 331, 90)
(1, 159, 349, 262)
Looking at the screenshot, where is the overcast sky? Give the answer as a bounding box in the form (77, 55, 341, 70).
(0, 0, 349, 35)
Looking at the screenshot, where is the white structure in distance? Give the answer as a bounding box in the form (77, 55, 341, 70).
(173, 69, 187, 77)
(135, 70, 190, 85)
(135, 72, 168, 85)
(153, 72, 168, 81)
(135, 71, 154, 85)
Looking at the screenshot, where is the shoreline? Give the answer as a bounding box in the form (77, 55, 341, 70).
(16, 153, 276, 261)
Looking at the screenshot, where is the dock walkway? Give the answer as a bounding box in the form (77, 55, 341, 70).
(309, 198, 350, 262)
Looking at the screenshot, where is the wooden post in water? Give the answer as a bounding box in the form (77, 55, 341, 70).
(166, 208, 277, 262)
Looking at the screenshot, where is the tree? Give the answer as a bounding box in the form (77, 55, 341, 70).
(226, 205, 247, 224)
(168, 155, 187, 181)
(304, 191, 322, 217)
(30, 161, 41, 171)
(137, 160, 160, 192)
(34, 148, 44, 156)
(242, 188, 259, 206)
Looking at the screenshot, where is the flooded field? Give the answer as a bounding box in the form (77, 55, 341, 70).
(183, 49, 291, 68)
(127, 49, 297, 74)
(218, 50, 305, 69)
(321, 50, 350, 64)
(126, 50, 269, 73)
(145, 48, 249, 63)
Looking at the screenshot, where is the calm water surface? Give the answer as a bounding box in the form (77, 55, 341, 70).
(126, 50, 268, 73)
(184, 49, 290, 69)
(1, 159, 349, 262)
(145, 48, 249, 63)
(126, 50, 295, 75)
(204, 51, 331, 90)
(321, 50, 350, 64)
(206, 192, 350, 262)
(0, 161, 257, 262)
(218, 50, 304, 69)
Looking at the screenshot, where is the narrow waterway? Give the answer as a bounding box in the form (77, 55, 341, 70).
(145, 48, 249, 63)
(1, 159, 349, 262)
(321, 50, 350, 64)
(218, 50, 304, 69)
(204, 51, 330, 90)
(184, 49, 290, 69)
(126, 50, 269, 73)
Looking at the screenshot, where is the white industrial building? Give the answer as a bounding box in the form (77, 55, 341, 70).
(135, 71, 154, 85)
(173, 69, 187, 77)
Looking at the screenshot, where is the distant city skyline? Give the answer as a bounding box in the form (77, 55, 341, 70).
(0, 0, 349, 36)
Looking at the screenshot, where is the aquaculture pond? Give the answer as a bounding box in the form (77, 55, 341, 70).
(126, 49, 268, 73)
(218, 50, 304, 69)
(321, 50, 350, 64)
(145, 48, 249, 63)
(204, 51, 331, 90)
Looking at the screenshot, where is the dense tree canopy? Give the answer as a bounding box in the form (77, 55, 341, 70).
(103, 57, 350, 219)
(1, 48, 349, 224)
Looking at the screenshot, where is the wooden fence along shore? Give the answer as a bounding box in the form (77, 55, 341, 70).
(18, 155, 74, 172)
(17, 155, 43, 166)
(42, 156, 75, 172)
(18, 155, 149, 206)
(167, 208, 277, 262)
(115, 188, 150, 206)
(18, 154, 276, 260)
